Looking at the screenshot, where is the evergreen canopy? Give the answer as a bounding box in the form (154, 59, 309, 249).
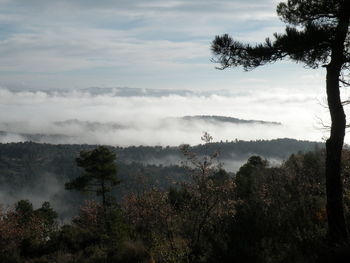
(212, 0, 350, 73)
(211, 0, 350, 245)
(65, 146, 119, 201)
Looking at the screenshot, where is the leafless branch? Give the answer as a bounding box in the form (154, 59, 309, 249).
(340, 79, 350, 86)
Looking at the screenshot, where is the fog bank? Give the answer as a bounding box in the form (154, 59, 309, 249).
(0, 87, 327, 146)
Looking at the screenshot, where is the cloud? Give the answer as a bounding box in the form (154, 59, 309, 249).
(0, 132, 25, 143)
(0, 0, 331, 142)
(1, 0, 278, 18)
(0, 87, 328, 146)
(0, 0, 289, 90)
(0, 171, 80, 219)
(0, 26, 209, 73)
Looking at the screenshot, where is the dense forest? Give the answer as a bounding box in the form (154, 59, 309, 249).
(0, 138, 321, 218)
(0, 135, 350, 262)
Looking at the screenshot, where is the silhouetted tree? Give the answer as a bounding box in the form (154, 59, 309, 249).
(65, 146, 120, 230)
(211, 0, 350, 245)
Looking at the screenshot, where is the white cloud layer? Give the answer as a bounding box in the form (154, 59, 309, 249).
(0, 87, 333, 146)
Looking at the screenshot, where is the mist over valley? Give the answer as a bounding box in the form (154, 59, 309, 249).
(0, 138, 323, 219)
(0, 86, 329, 219)
(0, 87, 326, 146)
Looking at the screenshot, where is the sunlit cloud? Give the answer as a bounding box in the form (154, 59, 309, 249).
(0, 87, 329, 146)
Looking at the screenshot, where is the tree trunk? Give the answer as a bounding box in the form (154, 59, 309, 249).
(326, 68, 348, 244)
(101, 180, 109, 232)
(325, 3, 350, 245)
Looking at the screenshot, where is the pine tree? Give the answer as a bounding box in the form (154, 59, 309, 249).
(65, 146, 119, 230)
(211, 0, 350, 245)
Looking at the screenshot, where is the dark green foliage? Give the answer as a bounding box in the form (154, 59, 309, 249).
(0, 139, 323, 167)
(122, 149, 339, 263)
(4, 149, 350, 262)
(276, 0, 341, 25)
(235, 156, 268, 199)
(212, 0, 350, 246)
(211, 0, 349, 70)
(15, 200, 34, 224)
(206, 151, 328, 263)
(38, 199, 136, 263)
(0, 139, 321, 219)
(66, 146, 122, 236)
(168, 186, 191, 211)
(35, 201, 58, 227)
(5, 135, 350, 262)
(209, 168, 231, 184)
(65, 146, 119, 194)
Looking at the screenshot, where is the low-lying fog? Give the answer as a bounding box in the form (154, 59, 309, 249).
(0, 87, 328, 146)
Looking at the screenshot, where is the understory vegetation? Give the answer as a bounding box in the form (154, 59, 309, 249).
(1, 134, 350, 263)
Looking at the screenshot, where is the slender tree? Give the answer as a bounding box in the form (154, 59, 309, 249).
(65, 146, 119, 229)
(211, 0, 350, 245)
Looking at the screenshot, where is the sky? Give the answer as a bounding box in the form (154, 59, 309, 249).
(0, 0, 345, 146)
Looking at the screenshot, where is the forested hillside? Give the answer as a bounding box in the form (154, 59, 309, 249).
(0, 137, 322, 162)
(1, 140, 350, 263)
(0, 138, 322, 219)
